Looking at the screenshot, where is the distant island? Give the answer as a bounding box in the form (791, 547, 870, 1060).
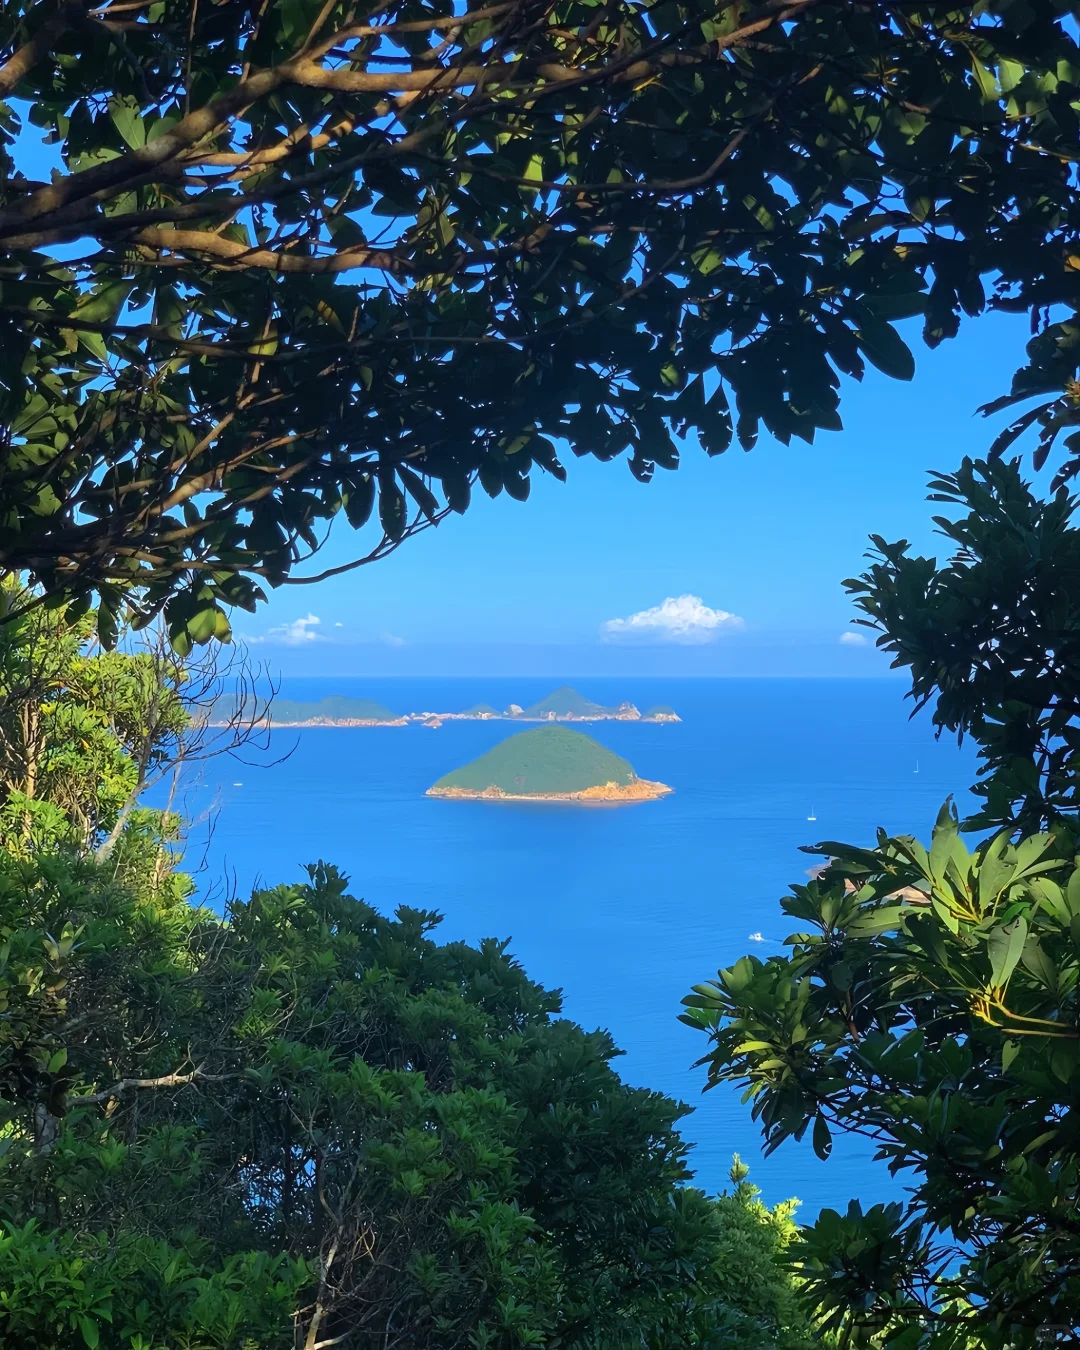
(426, 726, 672, 803)
(210, 686, 680, 728)
(243, 696, 408, 727)
(506, 686, 671, 722)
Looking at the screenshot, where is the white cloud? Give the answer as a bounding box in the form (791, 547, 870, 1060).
(380, 632, 406, 648)
(334, 622, 343, 628)
(250, 613, 324, 646)
(839, 630, 868, 647)
(601, 594, 745, 645)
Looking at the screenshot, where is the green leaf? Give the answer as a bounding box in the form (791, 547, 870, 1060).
(379, 477, 407, 541)
(855, 321, 915, 381)
(75, 281, 134, 325)
(187, 607, 221, 644)
(812, 1114, 832, 1160)
(1020, 938, 1058, 991)
(846, 905, 903, 938)
(344, 476, 375, 529)
(830, 960, 853, 992)
(987, 916, 1028, 990)
(79, 1317, 100, 1349)
(109, 95, 146, 149)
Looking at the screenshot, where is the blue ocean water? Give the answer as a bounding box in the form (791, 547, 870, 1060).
(176, 677, 976, 1220)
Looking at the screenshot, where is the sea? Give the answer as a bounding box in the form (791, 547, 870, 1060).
(174, 676, 977, 1222)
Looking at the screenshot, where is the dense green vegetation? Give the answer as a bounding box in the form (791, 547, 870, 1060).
(266, 695, 400, 723)
(6, 2, 1080, 1343)
(517, 689, 609, 719)
(1, 2, 1080, 647)
(431, 727, 640, 796)
(0, 576, 240, 861)
(0, 600, 807, 1348)
(684, 459, 1080, 1348)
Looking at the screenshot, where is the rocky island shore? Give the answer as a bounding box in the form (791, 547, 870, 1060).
(428, 778, 672, 803)
(211, 687, 682, 728)
(426, 726, 671, 804)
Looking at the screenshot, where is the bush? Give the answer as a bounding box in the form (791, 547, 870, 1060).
(1, 852, 807, 1349)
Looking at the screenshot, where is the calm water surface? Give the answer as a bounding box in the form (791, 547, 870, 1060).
(175, 677, 976, 1219)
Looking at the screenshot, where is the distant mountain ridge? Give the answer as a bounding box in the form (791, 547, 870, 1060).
(427, 726, 672, 802)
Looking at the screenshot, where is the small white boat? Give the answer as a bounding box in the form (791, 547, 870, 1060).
(233, 782, 243, 787)
(914, 761, 919, 774)
(807, 805, 817, 821)
(748, 932, 764, 943)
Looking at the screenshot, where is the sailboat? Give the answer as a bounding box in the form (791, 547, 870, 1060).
(914, 760, 919, 774)
(807, 805, 817, 821)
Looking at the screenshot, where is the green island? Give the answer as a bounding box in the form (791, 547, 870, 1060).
(263, 696, 405, 726)
(513, 685, 680, 721)
(516, 686, 608, 718)
(212, 687, 680, 726)
(427, 726, 672, 802)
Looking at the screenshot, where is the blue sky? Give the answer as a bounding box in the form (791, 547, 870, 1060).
(245, 308, 1035, 676)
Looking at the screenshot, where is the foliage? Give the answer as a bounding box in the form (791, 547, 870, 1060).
(682, 457, 1080, 1345)
(847, 456, 1080, 835)
(709, 1157, 812, 1350)
(0, 578, 189, 852)
(0, 582, 808, 1347)
(683, 802, 1080, 1347)
(2, 1, 1080, 640)
(432, 725, 639, 794)
(0, 842, 811, 1349)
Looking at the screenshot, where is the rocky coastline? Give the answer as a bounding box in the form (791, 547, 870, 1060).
(426, 777, 672, 803)
(237, 708, 681, 728)
(259, 716, 409, 728)
(209, 689, 682, 729)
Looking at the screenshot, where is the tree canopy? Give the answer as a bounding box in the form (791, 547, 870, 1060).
(684, 460, 1080, 1347)
(2, 0, 1080, 645)
(3, 853, 818, 1349)
(0, 596, 811, 1349)
(848, 456, 1080, 835)
(685, 805, 1080, 1348)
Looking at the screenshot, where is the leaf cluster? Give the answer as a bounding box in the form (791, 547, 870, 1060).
(1, 848, 811, 1348)
(684, 801, 1080, 1348)
(846, 456, 1080, 834)
(2, 1, 1080, 640)
(0, 577, 190, 850)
